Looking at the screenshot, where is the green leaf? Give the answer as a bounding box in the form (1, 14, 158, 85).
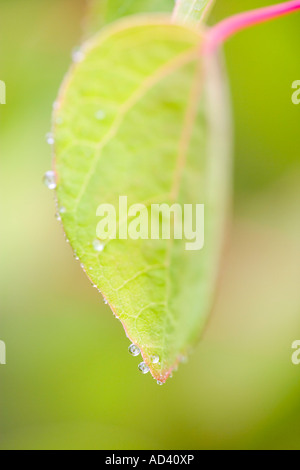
(53, 16, 231, 382)
(172, 0, 214, 25)
(86, 0, 175, 34)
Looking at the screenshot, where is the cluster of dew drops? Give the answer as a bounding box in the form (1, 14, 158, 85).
(43, 81, 108, 301)
(43, 45, 106, 188)
(44, 165, 165, 385)
(44, 131, 163, 382)
(43, 46, 168, 386)
(43, 165, 107, 291)
(43, 169, 105, 250)
(43, 169, 164, 385)
(43, 156, 165, 385)
(43, 46, 108, 248)
(128, 344, 164, 386)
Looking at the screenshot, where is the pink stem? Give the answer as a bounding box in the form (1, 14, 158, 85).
(203, 0, 300, 54)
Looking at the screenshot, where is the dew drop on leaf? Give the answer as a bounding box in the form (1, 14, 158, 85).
(151, 355, 160, 364)
(72, 48, 85, 63)
(180, 355, 188, 364)
(138, 362, 150, 374)
(43, 170, 56, 190)
(46, 133, 54, 145)
(128, 344, 140, 357)
(92, 239, 105, 253)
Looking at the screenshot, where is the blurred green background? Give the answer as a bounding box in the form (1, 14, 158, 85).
(1, 0, 300, 450)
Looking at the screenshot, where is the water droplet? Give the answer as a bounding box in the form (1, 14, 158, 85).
(72, 48, 85, 63)
(95, 110, 106, 120)
(59, 206, 66, 214)
(138, 362, 150, 374)
(46, 132, 54, 145)
(92, 284, 97, 288)
(157, 380, 163, 386)
(75, 256, 79, 261)
(92, 239, 105, 253)
(151, 355, 159, 364)
(103, 299, 108, 305)
(55, 212, 61, 221)
(43, 170, 57, 190)
(128, 344, 140, 357)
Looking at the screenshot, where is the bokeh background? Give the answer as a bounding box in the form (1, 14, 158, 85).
(1, 0, 300, 450)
